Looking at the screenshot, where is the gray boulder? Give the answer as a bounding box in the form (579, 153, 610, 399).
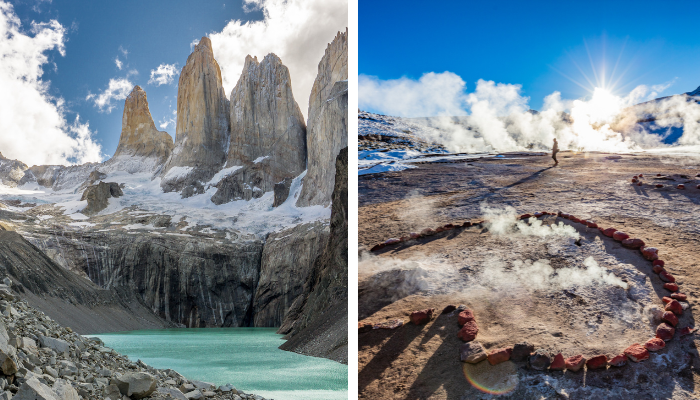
(14, 376, 57, 400)
(52, 379, 79, 400)
(272, 177, 293, 208)
(184, 389, 203, 399)
(190, 380, 215, 391)
(80, 181, 123, 215)
(39, 336, 70, 355)
(157, 387, 188, 400)
(113, 372, 157, 399)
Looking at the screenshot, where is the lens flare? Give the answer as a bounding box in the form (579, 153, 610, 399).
(462, 360, 518, 395)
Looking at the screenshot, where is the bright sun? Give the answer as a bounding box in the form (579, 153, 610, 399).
(585, 87, 623, 123)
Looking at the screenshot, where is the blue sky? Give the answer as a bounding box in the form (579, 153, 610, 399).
(2, 0, 347, 166)
(10, 0, 261, 160)
(359, 0, 700, 115)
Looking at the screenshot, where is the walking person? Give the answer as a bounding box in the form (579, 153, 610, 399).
(552, 138, 559, 165)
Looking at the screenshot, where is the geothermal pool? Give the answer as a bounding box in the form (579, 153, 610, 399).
(95, 328, 348, 400)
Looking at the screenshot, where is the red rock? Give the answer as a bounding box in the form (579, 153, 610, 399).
(519, 214, 532, 220)
(586, 221, 598, 228)
(586, 355, 608, 369)
(458, 321, 479, 342)
(421, 228, 436, 236)
(665, 299, 683, 315)
(560, 212, 569, 218)
(656, 322, 675, 341)
(652, 266, 665, 274)
(435, 227, 446, 233)
(410, 308, 435, 325)
(444, 223, 455, 229)
(633, 175, 639, 179)
(641, 246, 659, 261)
(657, 173, 662, 176)
(637, 182, 642, 186)
(656, 184, 663, 188)
(457, 310, 475, 326)
(662, 296, 673, 304)
(564, 355, 586, 372)
(645, 338, 666, 351)
(678, 184, 685, 189)
(400, 236, 410, 241)
(659, 270, 675, 283)
(385, 238, 401, 245)
(608, 354, 627, 367)
(639, 174, 644, 177)
(487, 347, 512, 365)
(664, 282, 679, 292)
(653, 260, 665, 267)
(550, 353, 565, 370)
(534, 212, 544, 218)
(624, 343, 650, 362)
(602, 228, 617, 237)
(679, 326, 697, 336)
(613, 231, 630, 241)
(670, 293, 687, 301)
(462, 221, 472, 227)
(697, 184, 700, 190)
(441, 305, 457, 314)
(662, 311, 678, 327)
(409, 232, 420, 239)
(622, 238, 645, 249)
(358, 322, 373, 334)
(631, 178, 638, 183)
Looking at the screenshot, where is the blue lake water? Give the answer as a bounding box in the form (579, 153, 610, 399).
(94, 328, 348, 400)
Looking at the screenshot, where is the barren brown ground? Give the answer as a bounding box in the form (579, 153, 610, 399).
(358, 151, 700, 400)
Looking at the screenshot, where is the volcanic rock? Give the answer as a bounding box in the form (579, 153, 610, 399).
(656, 323, 675, 341)
(410, 309, 434, 325)
(662, 311, 679, 327)
(564, 355, 585, 372)
(458, 321, 479, 342)
(641, 246, 659, 261)
(601, 228, 617, 237)
(586, 355, 608, 369)
(586, 221, 598, 228)
(659, 270, 675, 283)
(519, 214, 532, 219)
(613, 231, 630, 241)
(664, 283, 679, 292)
(511, 342, 535, 362)
(662, 297, 672, 304)
(112, 86, 173, 163)
(459, 341, 487, 364)
(457, 309, 475, 326)
(678, 184, 685, 189)
(487, 347, 512, 365)
(665, 299, 683, 315)
(297, 30, 348, 207)
(656, 184, 663, 188)
(622, 238, 645, 249)
(645, 338, 665, 352)
(608, 354, 627, 367)
(679, 326, 697, 336)
(528, 349, 551, 370)
(550, 353, 565, 370)
(441, 305, 456, 314)
(652, 266, 665, 274)
(161, 37, 230, 194)
(653, 260, 665, 267)
(671, 293, 687, 301)
(624, 343, 649, 362)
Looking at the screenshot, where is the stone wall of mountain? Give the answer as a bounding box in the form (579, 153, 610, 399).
(297, 29, 349, 207)
(279, 147, 348, 363)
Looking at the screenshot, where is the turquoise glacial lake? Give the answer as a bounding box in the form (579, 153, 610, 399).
(94, 328, 348, 400)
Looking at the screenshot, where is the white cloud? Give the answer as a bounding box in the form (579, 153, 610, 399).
(86, 77, 133, 113)
(190, 38, 200, 52)
(159, 109, 177, 130)
(0, 1, 102, 166)
(115, 57, 122, 70)
(148, 63, 179, 86)
(209, 0, 348, 120)
(119, 45, 128, 57)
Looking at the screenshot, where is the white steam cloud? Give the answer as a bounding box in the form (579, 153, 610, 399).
(209, 0, 347, 120)
(482, 204, 580, 239)
(359, 72, 700, 153)
(148, 63, 178, 86)
(0, 1, 102, 166)
(481, 257, 629, 291)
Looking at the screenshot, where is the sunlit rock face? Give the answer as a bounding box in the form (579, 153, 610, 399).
(297, 29, 348, 207)
(113, 86, 174, 162)
(161, 37, 230, 195)
(211, 54, 306, 204)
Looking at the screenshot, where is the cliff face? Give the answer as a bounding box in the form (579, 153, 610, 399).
(297, 29, 349, 207)
(112, 86, 174, 162)
(161, 37, 230, 196)
(279, 147, 348, 363)
(252, 221, 329, 327)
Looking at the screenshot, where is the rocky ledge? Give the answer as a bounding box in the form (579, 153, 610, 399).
(0, 281, 266, 400)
